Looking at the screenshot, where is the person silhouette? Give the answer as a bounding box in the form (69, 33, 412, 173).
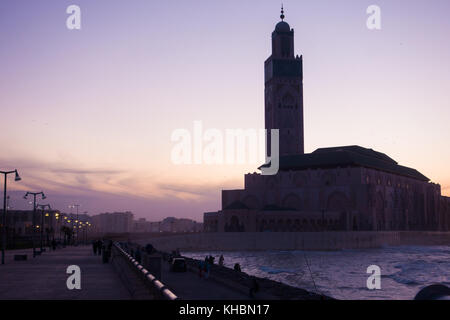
(92, 240, 98, 255)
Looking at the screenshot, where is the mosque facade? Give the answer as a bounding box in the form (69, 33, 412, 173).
(203, 12, 450, 233)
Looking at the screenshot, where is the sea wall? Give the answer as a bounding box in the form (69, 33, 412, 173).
(133, 231, 450, 252)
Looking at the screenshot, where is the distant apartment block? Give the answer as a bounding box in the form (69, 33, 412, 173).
(131, 217, 203, 233)
(91, 211, 134, 233)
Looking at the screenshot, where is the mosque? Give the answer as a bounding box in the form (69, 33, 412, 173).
(203, 9, 450, 233)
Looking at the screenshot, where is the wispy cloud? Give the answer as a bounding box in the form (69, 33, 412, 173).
(0, 155, 238, 220)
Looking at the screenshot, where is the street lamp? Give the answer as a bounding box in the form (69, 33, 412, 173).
(1, 169, 21, 265)
(36, 204, 51, 253)
(69, 204, 80, 243)
(24, 191, 46, 258)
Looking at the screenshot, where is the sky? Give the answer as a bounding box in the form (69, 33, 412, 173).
(1, 0, 449, 221)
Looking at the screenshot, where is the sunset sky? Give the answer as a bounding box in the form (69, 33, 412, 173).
(1, 0, 449, 221)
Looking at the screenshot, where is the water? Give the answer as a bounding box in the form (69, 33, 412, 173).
(184, 245, 450, 300)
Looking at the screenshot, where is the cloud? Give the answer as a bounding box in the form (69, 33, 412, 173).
(0, 155, 237, 220)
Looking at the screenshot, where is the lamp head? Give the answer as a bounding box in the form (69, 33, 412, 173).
(42, 193, 46, 200)
(14, 170, 21, 181)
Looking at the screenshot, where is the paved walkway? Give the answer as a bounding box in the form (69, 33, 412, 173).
(159, 258, 249, 300)
(0, 246, 131, 299)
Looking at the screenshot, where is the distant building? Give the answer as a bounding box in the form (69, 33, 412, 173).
(204, 11, 450, 233)
(1, 209, 65, 237)
(133, 218, 152, 233)
(146, 217, 202, 233)
(91, 211, 133, 233)
(149, 221, 161, 233)
(2, 210, 34, 236)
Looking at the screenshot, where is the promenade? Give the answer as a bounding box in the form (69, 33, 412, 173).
(0, 244, 253, 300)
(159, 257, 249, 300)
(0, 246, 130, 300)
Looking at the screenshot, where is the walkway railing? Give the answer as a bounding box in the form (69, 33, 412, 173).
(112, 242, 177, 300)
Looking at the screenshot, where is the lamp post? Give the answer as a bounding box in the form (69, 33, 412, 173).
(82, 211, 88, 245)
(69, 204, 80, 244)
(67, 218, 73, 245)
(36, 204, 51, 253)
(24, 192, 46, 257)
(61, 215, 67, 243)
(53, 212, 59, 245)
(1, 169, 21, 265)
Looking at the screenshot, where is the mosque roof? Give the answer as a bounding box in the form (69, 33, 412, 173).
(259, 145, 429, 182)
(275, 5, 291, 32)
(275, 21, 291, 32)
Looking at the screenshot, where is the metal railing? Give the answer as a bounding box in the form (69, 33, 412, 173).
(113, 242, 177, 300)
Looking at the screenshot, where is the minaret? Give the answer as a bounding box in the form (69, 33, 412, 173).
(264, 6, 304, 156)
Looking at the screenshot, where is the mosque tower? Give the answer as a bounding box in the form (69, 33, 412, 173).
(264, 6, 304, 156)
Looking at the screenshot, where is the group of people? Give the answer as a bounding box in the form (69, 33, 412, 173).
(130, 246, 142, 263)
(197, 259, 211, 279)
(92, 239, 103, 255)
(195, 254, 259, 298)
(92, 239, 112, 263)
(197, 254, 227, 279)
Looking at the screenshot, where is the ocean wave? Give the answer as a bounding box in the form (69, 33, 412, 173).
(186, 245, 450, 299)
(259, 266, 298, 274)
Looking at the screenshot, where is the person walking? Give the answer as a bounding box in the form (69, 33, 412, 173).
(97, 240, 102, 256)
(205, 260, 211, 279)
(219, 255, 224, 266)
(249, 278, 260, 298)
(135, 247, 142, 264)
(198, 260, 203, 278)
(102, 240, 112, 263)
(92, 240, 98, 255)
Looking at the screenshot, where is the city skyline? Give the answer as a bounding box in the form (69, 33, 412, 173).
(1, 0, 450, 221)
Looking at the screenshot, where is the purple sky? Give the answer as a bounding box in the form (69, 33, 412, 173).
(1, 0, 450, 221)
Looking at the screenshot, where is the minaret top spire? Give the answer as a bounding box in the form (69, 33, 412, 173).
(280, 4, 285, 21)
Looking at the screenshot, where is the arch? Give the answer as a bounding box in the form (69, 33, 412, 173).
(277, 219, 284, 232)
(294, 172, 306, 187)
(322, 172, 336, 186)
(326, 191, 351, 230)
(242, 195, 260, 209)
(266, 176, 278, 189)
(230, 216, 239, 226)
(326, 191, 350, 212)
(293, 219, 300, 231)
(282, 92, 295, 105)
(352, 216, 358, 231)
(260, 219, 268, 232)
(268, 219, 276, 231)
(282, 193, 302, 210)
(286, 219, 292, 231)
(375, 192, 385, 230)
(225, 215, 245, 232)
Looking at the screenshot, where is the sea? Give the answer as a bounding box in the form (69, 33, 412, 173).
(184, 245, 450, 300)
